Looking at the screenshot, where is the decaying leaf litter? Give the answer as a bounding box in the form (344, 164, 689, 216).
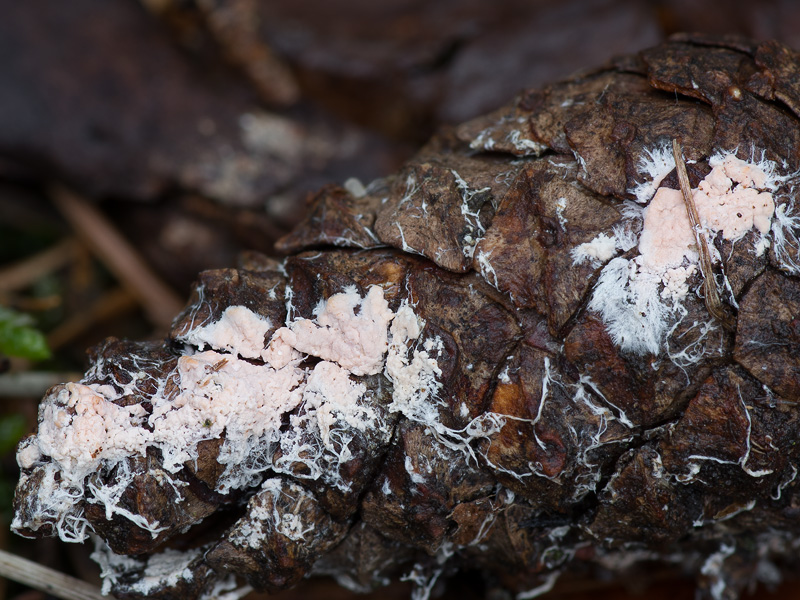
(13, 34, 800, 600)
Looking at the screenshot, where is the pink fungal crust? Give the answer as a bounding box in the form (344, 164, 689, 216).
(638, 154, 774, 272)
(265, 285, 394, 375)
(14, 285, 441, 542)
(178, 305, 273, 360)
(38, 383, 150, 475)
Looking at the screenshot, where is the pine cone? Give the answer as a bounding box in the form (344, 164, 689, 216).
(14, 34, 800, 600)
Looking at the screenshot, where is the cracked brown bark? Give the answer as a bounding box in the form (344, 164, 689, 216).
(14, 35, 800, 600)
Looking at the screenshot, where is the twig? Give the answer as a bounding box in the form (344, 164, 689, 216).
(671, 139, 735, 331)
(50, 185, 184, 330)
(7, 295, 62, 312)
(199, 3, 300, 106)
(0, 238, 78, 293)
(0, 548, 108, 600)
(0, 371, 83, 398)
(47, 287, 138, 350)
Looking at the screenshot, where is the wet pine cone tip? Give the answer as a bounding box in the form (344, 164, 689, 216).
(13, 34, 800, 600)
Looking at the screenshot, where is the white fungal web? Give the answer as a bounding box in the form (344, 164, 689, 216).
(92, 539, 204, 597)
(382, 310, 589, 505)
(582, 145, 795, 356)
(391, 175, 426, 258)
(468, 113, 547, 156)
(631, 141, 677, 205)
(201, 577, 253, 600)
(450, 169, 491, 259)
(12, 286, 441, 546)
(677, 384, 775, 488)
(571, 210, 641, 269)
(771, 194, 800, 275)
(477, 357, 635, 502)
(92, 536, 254, 600)
(381, 301, 506, 466)
(228, 478, 317, 549)
(700, 542, 737, 600)
(515, 572, 561, 600)
(475, 249, 500, 290)
(664, 307, 723, 379)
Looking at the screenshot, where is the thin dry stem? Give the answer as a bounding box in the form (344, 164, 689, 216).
(46, 287, 138, 350)
(0, 548, 106, 600)
(0, 371, 83, 397)
(672, 139, 735, 331)
(50, 185, 184, 331)
(0, 238, 78, 293)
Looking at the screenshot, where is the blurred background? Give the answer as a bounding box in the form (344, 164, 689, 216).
(3, 1, 800, 598)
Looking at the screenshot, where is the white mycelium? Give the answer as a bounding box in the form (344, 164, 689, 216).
(14, 285, 441, 543)
(583, 149, 786, 356)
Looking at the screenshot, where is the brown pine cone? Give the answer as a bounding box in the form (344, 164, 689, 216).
(13, 34, 800, 600)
